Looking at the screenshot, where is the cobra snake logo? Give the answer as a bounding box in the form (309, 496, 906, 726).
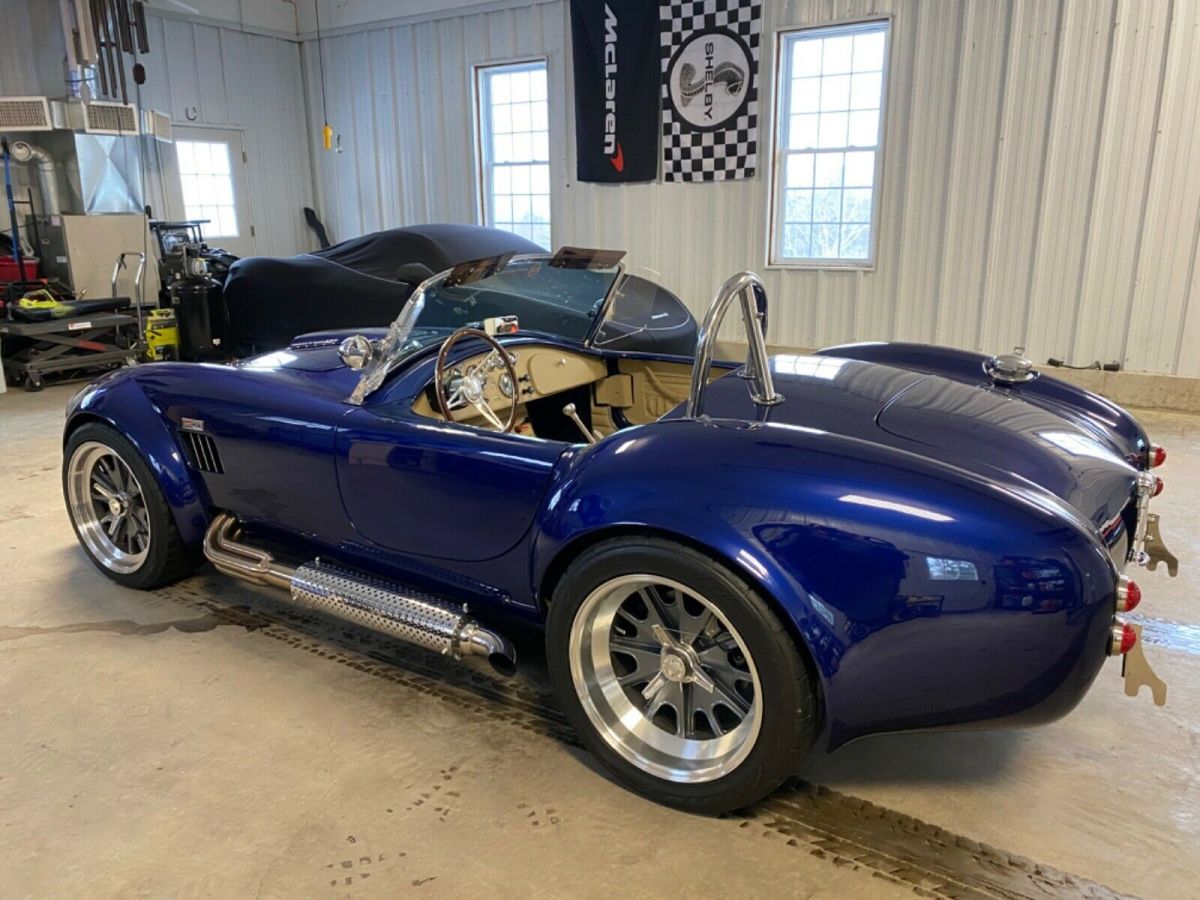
(678, 61, 746, 106)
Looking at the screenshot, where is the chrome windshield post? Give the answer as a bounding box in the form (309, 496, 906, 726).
(585, 259, 627, 345)
(686, 271, 783, 419)
(346, 278, 431, 405)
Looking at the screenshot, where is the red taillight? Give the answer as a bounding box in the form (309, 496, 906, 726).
(1120, 624, 1137, 654)
(1153, 477, 1164, 497)
(1150, 444, 1167, 467)
(1117, 577, 1141, 612)
(1110, 621, 1137, 656)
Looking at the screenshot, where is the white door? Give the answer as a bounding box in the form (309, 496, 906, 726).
(167, 126, 257, 258)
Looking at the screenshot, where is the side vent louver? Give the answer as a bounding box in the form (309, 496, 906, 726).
(182, 432, 224, 475)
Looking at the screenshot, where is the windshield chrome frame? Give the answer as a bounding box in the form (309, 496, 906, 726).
(583, 260, 628, 346)
(346, 254, 625, 405)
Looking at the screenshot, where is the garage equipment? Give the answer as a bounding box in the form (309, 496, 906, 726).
(168, 254, 226, 360)
(2, 138, 34, 304)
(0, 311, 136, 390)
(112, 248, 146, 335)
(149, 219, 237, 303)
(142, 307, 177, 360)
(0, 246, 144, 389)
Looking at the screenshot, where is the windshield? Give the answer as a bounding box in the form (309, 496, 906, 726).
(349, 251, 624, 403)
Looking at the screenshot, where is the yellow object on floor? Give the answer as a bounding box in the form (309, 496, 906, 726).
(144, 308, 179, 361)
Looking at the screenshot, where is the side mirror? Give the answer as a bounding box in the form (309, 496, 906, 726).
(339, 334, 375, 369)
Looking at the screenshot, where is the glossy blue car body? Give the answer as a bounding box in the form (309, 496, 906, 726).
(65, 324, 1147, 751)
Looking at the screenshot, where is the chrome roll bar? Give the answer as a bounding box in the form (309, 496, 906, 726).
(686, 271, 783, 418)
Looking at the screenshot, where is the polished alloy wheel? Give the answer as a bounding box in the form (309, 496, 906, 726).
(568, 575, 762, 783)
(65, 441, 152, 574)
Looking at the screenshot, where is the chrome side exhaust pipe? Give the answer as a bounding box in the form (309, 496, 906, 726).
(203, 513, 517, 676)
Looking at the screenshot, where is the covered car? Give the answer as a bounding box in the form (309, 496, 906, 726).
(221, 223, 697, 357)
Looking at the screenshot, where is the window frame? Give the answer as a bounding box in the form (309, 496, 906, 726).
(175, 137, 241, 239)
(767, 18, 892, 270)
(472, 57, 552, 249)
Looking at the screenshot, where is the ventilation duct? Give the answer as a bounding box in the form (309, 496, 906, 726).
(140, 108, 172, 143)
(52, 98, 140, 135)
(8, 141, 63, 216)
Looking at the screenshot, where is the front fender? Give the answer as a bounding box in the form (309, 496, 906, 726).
(65, 370, 210, 545)
(533, 418, 1118, 749)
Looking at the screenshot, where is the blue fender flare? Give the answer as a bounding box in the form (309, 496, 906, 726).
(64, 373, 211, 546)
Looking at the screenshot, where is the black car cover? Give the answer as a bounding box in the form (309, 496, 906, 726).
(223, 224, 543, 356)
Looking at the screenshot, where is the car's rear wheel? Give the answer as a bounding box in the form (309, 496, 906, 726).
(63, 422, 196, 589)
(546, 537, 818, 814)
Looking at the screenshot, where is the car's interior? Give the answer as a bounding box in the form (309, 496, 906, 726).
(410, 337, 727, 444)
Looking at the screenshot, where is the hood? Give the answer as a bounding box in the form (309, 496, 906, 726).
(686, 354, 1136, 535)
(233, 328, 393, 372)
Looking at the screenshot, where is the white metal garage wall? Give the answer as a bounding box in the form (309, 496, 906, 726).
(300, 0, 1196, 376)
(136, 13, 315, 258)
(0, 2, 314, 259)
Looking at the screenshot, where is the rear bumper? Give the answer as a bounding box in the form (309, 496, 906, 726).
(1129, 471, 1179, 577)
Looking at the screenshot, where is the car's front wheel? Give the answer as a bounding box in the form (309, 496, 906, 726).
(63, 422, 197, 589)
(546, 537, 818, 813)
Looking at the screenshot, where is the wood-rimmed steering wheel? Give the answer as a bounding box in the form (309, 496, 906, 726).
(434, 328, 520, 433)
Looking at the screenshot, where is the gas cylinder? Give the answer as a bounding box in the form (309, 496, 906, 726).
(168, 256, 227, 361)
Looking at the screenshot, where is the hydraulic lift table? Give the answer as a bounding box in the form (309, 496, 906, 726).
(0, 312, 138, 391)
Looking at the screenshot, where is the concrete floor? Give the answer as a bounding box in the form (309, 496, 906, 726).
(2, 383, 1198, 899)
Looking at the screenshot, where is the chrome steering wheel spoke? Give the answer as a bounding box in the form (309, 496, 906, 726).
(470, 396, 506, 431)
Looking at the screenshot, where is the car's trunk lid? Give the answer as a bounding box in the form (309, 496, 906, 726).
(875, 373, 1135, 534)
(683, 355, 1135, 539)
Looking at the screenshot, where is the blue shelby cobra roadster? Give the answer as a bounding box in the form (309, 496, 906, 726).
(62, 250, 1177, 812)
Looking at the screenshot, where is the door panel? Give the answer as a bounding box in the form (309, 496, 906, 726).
(166, 126, 256, 257)
(337, 407, 567, 561)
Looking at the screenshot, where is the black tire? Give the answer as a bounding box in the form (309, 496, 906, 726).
(545, 536, 818, 814)
(63, 422, 198, 589)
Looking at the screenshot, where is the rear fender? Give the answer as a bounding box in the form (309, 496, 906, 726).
(533, 418, 1118, 748)
(65, 373, 210, 545)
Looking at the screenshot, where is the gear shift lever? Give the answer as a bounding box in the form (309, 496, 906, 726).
(562, 403, 597, 445)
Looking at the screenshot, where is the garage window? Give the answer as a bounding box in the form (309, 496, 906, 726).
(176, 139, 239, 238)
(476, 60, 551, 249)
(770, 21, 889, 267)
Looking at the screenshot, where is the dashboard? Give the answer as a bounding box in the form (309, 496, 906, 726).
(411, 344, 607, 425)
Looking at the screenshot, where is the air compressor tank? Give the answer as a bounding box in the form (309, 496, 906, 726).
(169, 271, 227, 360)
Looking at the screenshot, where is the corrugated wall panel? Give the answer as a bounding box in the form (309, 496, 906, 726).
(1126, 0, 1200, 374)
(0, 4, 312, 259)
(934, 0, 1012, 350)
(193, 25, 231, 126)
(1025, 0, 1115, 362)
(976, 0, 1063, 356)
(303, 0, 1199, 374)
(891, 0, 965, 346)
(1072, 0, 1173, 368)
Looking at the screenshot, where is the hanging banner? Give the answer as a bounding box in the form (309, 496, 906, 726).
(660, 0, 761, 182)
(569, 0, 660, 183)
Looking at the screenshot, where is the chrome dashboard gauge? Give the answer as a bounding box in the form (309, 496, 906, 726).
(498, 371, 515, 398)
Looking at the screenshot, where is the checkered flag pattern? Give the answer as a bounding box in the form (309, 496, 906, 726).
(660, 0, 761, 182)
